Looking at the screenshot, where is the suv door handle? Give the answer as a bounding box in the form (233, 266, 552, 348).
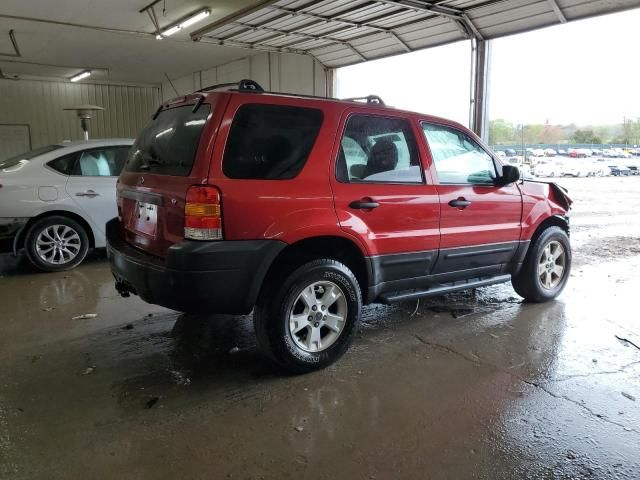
(76, 190, 100, 198)
(349, 199, 380, 210)
(448, 197, 471, 209)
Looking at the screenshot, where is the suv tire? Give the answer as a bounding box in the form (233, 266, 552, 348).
(512, 226, 571, 302)
(254, 259, 362, 373)
(24, 216, 90, 272)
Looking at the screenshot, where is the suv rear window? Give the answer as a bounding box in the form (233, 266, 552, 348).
(223, 104, 323, 180)
(124, 104, 210, 176)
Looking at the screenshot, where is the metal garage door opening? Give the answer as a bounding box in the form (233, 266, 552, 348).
(489, 8, 640, 146)
(336, 40, 471, 125)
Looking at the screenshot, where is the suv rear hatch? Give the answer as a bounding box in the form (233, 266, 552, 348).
(117, 93, 227, 257)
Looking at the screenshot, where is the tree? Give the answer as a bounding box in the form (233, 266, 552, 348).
(572, 129, 602, 144)
(541, 124, 562, 144)
(522, 124, 545, 144)
(621, 118, 640, 145)
(489, 119, 516, 144)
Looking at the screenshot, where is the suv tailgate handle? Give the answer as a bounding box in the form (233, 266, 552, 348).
(448, 198, 471, 209)
(349, 199, 380, 210)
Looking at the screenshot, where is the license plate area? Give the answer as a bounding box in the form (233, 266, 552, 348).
(130, 202, 157, 237)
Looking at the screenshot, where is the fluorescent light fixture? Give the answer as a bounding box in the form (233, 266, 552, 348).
(161, 25, 182, 37)
(70, 71, 91, 82)
(156, 9, 210, 39)
(179, 9, 210, 28)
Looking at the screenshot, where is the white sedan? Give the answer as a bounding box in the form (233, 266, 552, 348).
(560, 159, 590, 177)
(0, 139, 133, 271)
(533, 161, 562, 177)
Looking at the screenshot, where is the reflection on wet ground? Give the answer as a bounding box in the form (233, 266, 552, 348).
(1, 177, 639, 479)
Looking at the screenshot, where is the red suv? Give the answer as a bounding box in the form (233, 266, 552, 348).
(107, 80, 572, 372)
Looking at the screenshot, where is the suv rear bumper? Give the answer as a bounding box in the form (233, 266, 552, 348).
(106, 218, 286, 314)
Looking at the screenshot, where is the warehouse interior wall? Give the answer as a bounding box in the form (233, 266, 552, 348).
(161, 52, 330, 101)
(0, 78, 161, 149)
(0, 51, 328, 153)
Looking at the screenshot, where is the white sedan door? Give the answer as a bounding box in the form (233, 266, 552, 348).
(65, 146, 130, 238)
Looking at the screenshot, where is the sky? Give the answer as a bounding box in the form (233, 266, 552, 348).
(337, 8, 640, 127)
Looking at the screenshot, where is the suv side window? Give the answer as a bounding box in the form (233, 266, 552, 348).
(71, 147, 130, 177)
(422, 123, 497, 185)
(336, 115, 422, 184)
(223, 104, 323, 180)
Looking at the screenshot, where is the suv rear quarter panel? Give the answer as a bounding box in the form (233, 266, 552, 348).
(209, 94, 356, 247)
(117, 93, 228, 257)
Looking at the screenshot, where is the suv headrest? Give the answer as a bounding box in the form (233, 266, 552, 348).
(366, 140, 398, 177)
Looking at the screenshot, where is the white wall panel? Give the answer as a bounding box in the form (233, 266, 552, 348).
(0, 78, 160, 148)
(161, 52, 329, 101)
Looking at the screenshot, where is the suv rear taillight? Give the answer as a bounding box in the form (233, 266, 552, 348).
(185, 185, 223, 240)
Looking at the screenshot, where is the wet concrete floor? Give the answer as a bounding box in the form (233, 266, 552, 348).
(1, 176, 640, 479)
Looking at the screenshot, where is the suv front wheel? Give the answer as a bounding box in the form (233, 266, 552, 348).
(254, 259, 362, 373)
(512, 226, 571, 302)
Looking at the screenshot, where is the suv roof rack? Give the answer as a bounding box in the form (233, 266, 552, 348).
(197, 79, 264, 93)
(342, 95, 385, 105)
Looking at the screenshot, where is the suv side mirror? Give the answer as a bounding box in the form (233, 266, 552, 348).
(496, 164, 520, 186)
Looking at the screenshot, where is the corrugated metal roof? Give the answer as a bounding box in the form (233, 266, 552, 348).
(192, 0, 640, 67)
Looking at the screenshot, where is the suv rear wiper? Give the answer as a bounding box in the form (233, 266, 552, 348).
(138, 156, 164, 171)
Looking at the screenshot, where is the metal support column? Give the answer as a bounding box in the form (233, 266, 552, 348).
(469, 38, 491, 142)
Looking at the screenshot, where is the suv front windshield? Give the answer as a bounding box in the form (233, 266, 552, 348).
(0, 145, 64, 169)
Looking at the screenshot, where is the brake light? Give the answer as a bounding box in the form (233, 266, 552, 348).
(185, 185, 223, 240)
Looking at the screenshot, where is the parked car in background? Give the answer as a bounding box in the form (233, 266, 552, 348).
(561, 159, 590, 177)
(591, 148, 602, 156)
(609, 164, 631, 176)
(544, 148, 557, 156)
(531, 149, 545, 158)
(569, 148, 591, 158)
(533, 160, 563, 177)
(0, 139, 133, 271)
(590, 160, 611, 176)
(495, 150, 506, 160)
(106, 81, 572, 372)
(505, 148, 517, 157)
(558, 149, 567, 155)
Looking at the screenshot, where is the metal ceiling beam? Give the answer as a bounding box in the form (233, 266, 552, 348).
(373, 0, 482, 39)
(225, 19, 354, 44)
(191, 0, 280, 41)
(267, 4, 412, 51)
(546, 0, 568, 23)
(0, 30, 21, 57)
(390, 32, 411, 52)
(0, 13, 153, 38)
(219, 18, 372, 61)
(199, 36, 309, 56)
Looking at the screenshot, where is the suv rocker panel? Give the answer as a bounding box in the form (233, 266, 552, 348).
(364, 240, 530, 304)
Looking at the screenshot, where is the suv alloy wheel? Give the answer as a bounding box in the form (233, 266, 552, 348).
(255, 259, 362, 373)
(511, 226, 571, 302)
